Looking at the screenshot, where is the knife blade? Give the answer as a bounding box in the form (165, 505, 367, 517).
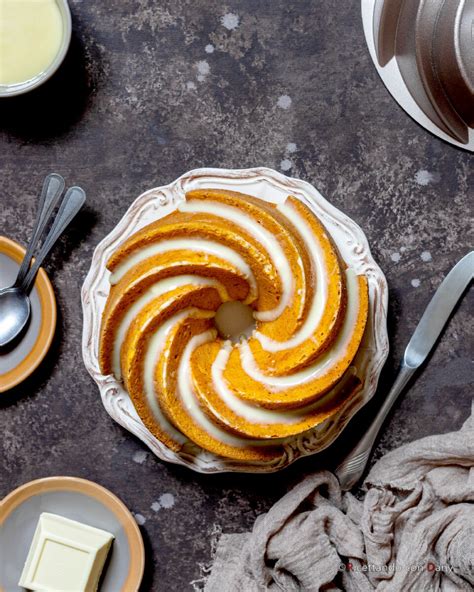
(404, 251, 473, 368)
(336, 250, 473, 490)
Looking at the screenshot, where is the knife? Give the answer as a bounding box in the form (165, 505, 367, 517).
(336, 251, 473, 491)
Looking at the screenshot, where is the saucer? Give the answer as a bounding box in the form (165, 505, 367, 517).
(0, 476, 145, 592)
(0, 237, 56, 392)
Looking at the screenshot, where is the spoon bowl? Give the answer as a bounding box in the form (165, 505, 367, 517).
(0, 286, 30, 347)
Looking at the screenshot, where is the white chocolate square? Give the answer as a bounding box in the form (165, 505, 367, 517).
(19, 512, 114, 592)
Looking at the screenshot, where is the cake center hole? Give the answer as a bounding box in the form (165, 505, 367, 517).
(214, 301, 256, 342)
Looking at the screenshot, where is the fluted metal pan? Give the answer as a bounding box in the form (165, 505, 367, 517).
(371, 0, 473, 146)
(433, 0, 474, 128)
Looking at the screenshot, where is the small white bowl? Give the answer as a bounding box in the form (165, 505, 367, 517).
(0, 0, 72, 98)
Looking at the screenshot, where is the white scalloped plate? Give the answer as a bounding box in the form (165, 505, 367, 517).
(82, 168, 389, 473)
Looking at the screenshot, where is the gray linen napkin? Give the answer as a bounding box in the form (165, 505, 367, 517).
(204, 404, 473, 592)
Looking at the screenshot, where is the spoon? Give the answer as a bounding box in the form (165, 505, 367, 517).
(0, 182, 86, 347)
(16, 174, 65, 287)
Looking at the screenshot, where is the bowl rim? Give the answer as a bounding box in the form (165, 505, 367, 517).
(0, 0, 72, 98)
(81, 167, 389, 474)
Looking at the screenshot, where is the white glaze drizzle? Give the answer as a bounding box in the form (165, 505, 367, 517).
(110, 238, 257, 302)
(142, 309, 198, 444)
(177, 331, 280, 447)
(211, 347, 357, 425)
(238, 269, 360, 389)
(177, 331, 249, 446)
(178, 199, 295, 321)
(211, 343, 299, 424)
(254, 200, 328, 351)
(112, 275, 229, 379)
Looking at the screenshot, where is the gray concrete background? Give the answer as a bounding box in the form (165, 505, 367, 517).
(0, 1, 472, 590)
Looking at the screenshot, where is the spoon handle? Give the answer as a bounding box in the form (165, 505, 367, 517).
(15, 174, 65, 287)
(21, 187, 86, 294)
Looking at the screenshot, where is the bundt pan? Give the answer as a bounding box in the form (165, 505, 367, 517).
(82, 168, 389, 473)
(364, 0, 474, 150)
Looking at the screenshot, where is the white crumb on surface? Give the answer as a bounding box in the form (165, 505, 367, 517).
(186, 81, 197, 90)
(280, 159, 292, 171)
(420, 251, 432, 262)
(196, 60, 210, 82)
(411, 279, 421, 288)
(286, 142, 297, 153)
(414, 169, 435, 186)
(221, 13, 239, 30)
(400, 246, 407, 252)
(205, 44, 215, 53)
(134, 513, 146, 525)
(277, 95, 292, 109)
(133, 450, 148, 464)
(159, 493, 175, 508)
(390, 252, 401, 263)
(151, 493, 176, 512)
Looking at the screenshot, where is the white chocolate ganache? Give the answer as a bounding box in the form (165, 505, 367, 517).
(0, 0, 64, 86)
(99, 189, 369, 462)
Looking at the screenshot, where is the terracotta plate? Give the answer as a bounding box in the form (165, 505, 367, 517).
(0, 237, 56, 392)
(0, 476, 145, 592)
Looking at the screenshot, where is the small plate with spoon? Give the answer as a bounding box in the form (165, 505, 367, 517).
(0, 174, 85, 392)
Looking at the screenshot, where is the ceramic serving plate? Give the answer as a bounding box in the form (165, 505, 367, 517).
(0, 477, 144, 592)
(82, 167, 389, 473)
(0, 237, 56, 392)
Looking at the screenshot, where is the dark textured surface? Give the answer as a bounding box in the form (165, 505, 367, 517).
(0, 1, 472, 590)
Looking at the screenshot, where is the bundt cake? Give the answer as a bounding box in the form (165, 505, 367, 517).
(99, 188, 369, 462)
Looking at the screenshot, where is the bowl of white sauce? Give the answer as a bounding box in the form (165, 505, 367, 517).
(0, 0, 72, 97)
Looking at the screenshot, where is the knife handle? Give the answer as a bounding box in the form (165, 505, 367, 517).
(335, 363, 415, 491)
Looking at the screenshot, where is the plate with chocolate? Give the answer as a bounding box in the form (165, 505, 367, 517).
(0, 476, 144, 592)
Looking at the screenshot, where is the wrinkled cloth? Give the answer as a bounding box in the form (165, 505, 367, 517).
(205, 405, 474, 592)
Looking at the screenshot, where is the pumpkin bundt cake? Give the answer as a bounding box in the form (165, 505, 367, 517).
(99, 189, 369, 462)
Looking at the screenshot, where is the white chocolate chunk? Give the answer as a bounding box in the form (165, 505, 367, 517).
(18, 513, 114, 592)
